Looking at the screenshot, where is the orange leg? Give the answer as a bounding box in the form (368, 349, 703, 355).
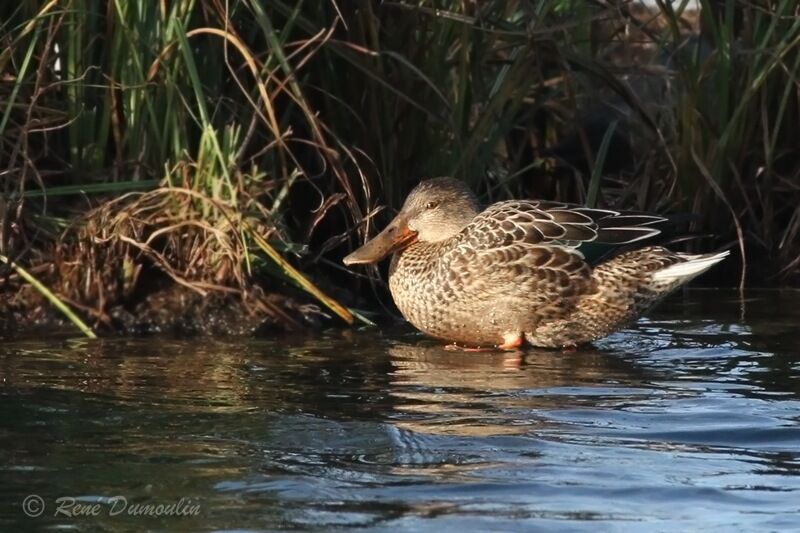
(498, 333, 524, 350)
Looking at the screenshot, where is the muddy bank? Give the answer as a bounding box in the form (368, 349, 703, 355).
(0, 188, 357, 338)
(0, 279, 344, 338)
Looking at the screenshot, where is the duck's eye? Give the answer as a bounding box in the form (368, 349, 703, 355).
(425, 201, 440, 210)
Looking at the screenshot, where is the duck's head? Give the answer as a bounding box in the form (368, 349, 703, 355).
(343, 177, 480, 265)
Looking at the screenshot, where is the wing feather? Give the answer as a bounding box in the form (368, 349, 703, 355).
(459, 200, 665, 249)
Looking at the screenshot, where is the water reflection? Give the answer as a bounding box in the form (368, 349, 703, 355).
(0, 290, 799, 530)
(387, 343, 658, 436)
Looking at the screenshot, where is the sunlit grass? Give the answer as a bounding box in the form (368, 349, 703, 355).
(0, 253, 97, 338)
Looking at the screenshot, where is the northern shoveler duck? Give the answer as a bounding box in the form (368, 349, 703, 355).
(343, 177, 728, 349)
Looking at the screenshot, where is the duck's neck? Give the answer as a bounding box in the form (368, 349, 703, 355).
(446, 207, 480, 236)
(389, 239, 453, 279)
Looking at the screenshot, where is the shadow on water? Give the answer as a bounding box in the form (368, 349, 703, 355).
(1, 289, 799, 531)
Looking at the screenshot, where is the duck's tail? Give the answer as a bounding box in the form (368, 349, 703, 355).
(649, 249, 730, 290)
(591, 246, 729, 311)
(529, 247, 729, 348)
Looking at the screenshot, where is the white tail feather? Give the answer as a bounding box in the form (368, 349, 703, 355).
(652, 250, 730, 283)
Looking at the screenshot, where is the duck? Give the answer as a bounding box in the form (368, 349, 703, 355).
(343, 177, 728, 349)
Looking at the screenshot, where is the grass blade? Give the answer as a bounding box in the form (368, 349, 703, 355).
(0, 254, 97, 338)
(245, 227, 355, 325)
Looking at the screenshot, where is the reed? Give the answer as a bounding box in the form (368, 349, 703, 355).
(1, 1, 798, 332)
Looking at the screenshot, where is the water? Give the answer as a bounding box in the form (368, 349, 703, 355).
(1, 289, 799, 531)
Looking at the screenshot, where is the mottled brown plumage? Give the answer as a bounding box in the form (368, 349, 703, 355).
(344, 177, 728, 349)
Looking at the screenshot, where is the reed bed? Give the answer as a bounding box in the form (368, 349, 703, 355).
(1, 1, 798, 334)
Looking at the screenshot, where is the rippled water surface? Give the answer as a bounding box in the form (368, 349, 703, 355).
(2, 289, 799, 531)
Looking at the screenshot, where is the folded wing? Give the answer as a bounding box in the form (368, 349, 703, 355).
(459, 200, 665, 250)
(441, 201, 667, 324)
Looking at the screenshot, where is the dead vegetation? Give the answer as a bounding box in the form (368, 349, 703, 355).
(1, 1, 799, 336)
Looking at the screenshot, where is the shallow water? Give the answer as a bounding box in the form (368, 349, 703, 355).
(1, 289, 799, 531)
